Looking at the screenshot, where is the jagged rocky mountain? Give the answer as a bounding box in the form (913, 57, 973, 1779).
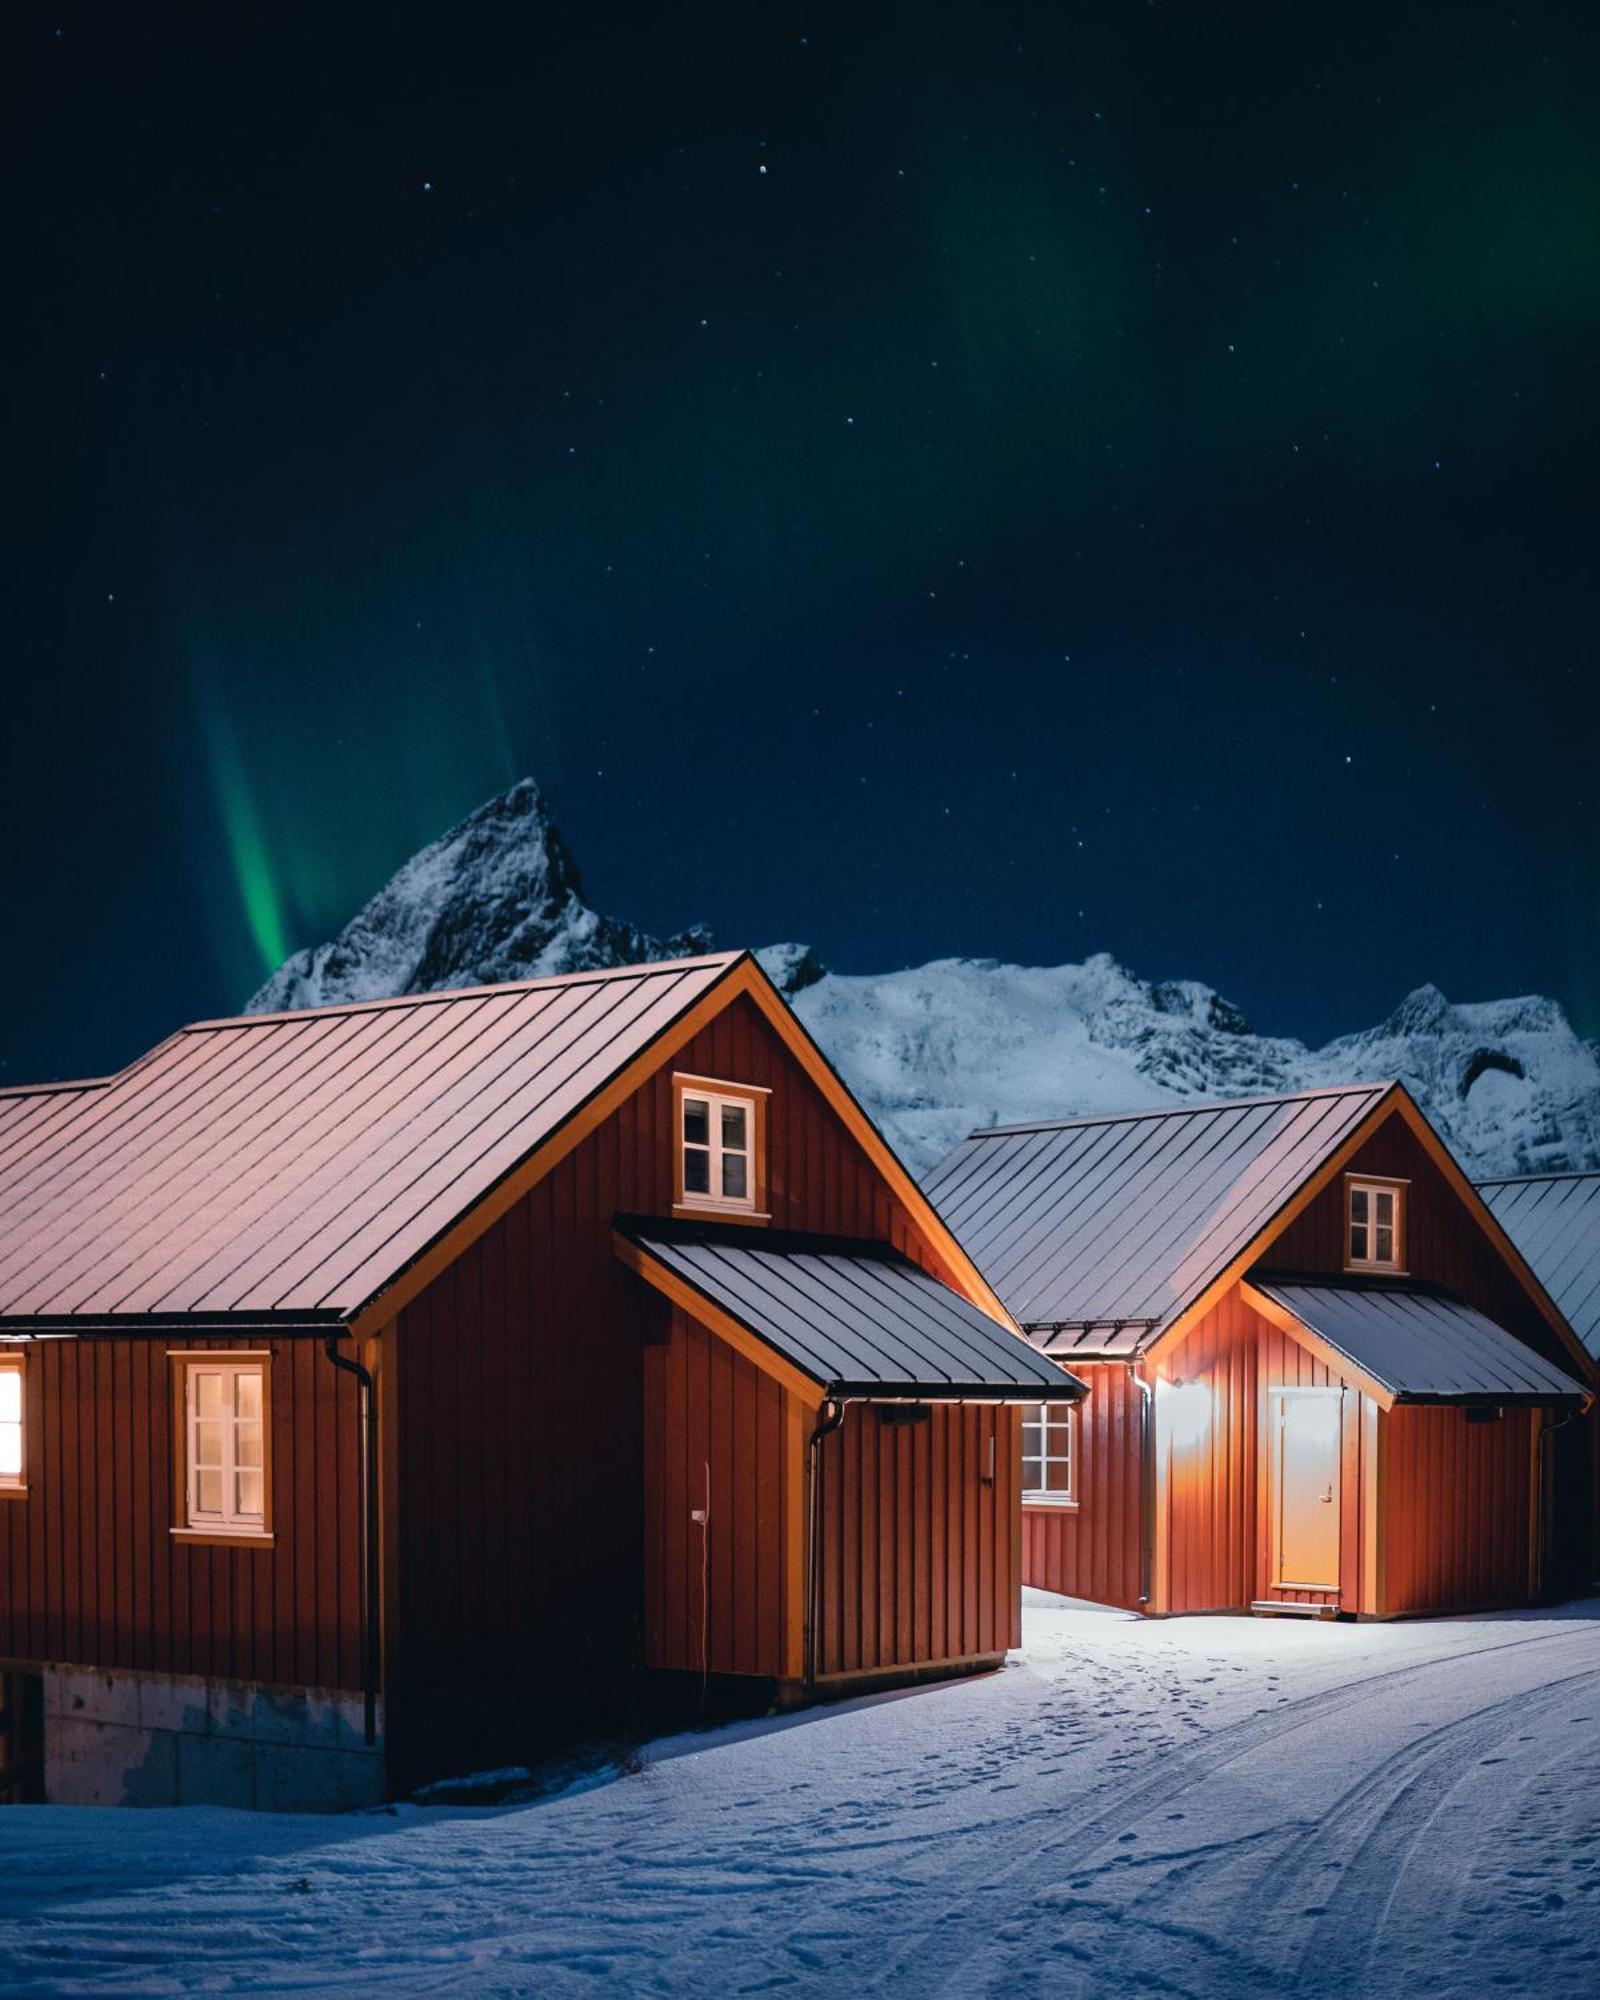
(247, 779, 1600, 1180)
(248, 779, 713, 1011)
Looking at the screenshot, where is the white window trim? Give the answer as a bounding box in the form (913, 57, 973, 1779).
(1345, 1177, 1406, 1275)
(174, 1354, 272, 1542)
(677, 1081, 762, 1215)
(0, 1353, 25, 1495)
(1021, 1401, 1078, 1506)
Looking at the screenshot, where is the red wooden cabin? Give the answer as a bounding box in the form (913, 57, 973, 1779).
(928, 1084, 1595, 1619)
(0, 953, 1078, 1809)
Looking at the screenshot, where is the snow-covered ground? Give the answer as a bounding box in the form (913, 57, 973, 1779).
(3, 1595, 1599, 1996)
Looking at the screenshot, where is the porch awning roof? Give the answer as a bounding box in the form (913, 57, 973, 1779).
(614, 1215, 1085, 1403)
(1245, 1279, 1591, 1409)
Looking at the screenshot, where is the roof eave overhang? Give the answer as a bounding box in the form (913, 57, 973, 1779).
(1241, 1281, 1591, 1412)
(1387, 1390, 1592, 1409)
(0, 1309, 348, 1341)
(613, 1228, 1086, 1405)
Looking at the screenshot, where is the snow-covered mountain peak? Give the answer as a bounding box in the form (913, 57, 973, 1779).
(246, 777, 1600, 1180)
(246, 776, 713, 1013)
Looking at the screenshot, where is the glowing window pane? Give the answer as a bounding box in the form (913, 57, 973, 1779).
(235, 1469, 264, 1518)
(195, 1372, 223, 1416)
(0, 1373, 20, 1423)
(235, 1372, 262, 1421)
(197, 1468, 224, 1514)
(0, 1428, 21, 1478)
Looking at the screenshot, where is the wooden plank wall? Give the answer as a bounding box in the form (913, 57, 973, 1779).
(813, 1403, 1019, 1677)
(1268, 1112, 1587, 1594)
(1380, 1405, 1534, 1614)
(1161, 1292, 1265, 1614)
(390, 992, 972, 1741)
(1159, 1292, 1372, 1614)
(1021, 1362, 1144, 1610)
(0, 1336, 363, 1691)
(1160, 1288, 1543, 1617)
(643, 1308, 791, 1678)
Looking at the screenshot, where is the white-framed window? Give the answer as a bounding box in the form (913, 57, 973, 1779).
(1021, 1401, 1077, 1504)
(1346, 1179, 1404, 1273)
(0, 1355, 24, 1493)
(673, 1075, 767, 1216)
(174, 1355, 271, 1539)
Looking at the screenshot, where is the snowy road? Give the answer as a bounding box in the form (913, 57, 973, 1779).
(3, 1595, 1599, 1996)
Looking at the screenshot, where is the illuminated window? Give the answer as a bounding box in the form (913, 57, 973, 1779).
(673, 1075, 768, 1217)
(0, 1356, 24, 1492)
(1347, 1179, 1404, 1273)
(173, 1356, 271, 1539)
(1021, 1402, 1077, 1503)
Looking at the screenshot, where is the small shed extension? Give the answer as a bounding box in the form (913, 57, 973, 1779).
(617, 1217, 1081, 1696)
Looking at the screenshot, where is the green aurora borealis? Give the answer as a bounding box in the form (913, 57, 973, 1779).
(8, 3, 1600, 1080)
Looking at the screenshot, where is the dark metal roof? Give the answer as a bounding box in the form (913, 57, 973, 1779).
(1251, 1280, 1589, 1403)
(614, 1215, 1084, 1401)
(1478, 1173, 1600, 1361)
(0, 955, 744, 1326)
(924, 1083, 1392, 1343)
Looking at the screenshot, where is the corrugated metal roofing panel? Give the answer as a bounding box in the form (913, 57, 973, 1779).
(924, 1084, 1391, 1333)
(0, 1079, 111, 1172)
(1252, 1280, 1588, 1403)
(1478, 1173, 1600, 1361)
(0, 955, 743, 1324)
(616, 1216, 1084, 1400)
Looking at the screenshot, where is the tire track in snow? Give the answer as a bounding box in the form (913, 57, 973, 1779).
(868, 1622, 1600, 1996)
(1277, 1665, 1600, 1994)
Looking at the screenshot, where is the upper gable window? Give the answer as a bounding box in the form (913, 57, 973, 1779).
(0, 1355, 25, 1493)
(673, 1074, 769, 1219)
(1347, 1178, 1404, 1273)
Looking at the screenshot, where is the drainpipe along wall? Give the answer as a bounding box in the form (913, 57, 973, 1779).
(321, 1333, 381, 1746)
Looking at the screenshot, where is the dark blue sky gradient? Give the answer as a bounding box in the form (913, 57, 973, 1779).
(7, 2, 1598, 1083)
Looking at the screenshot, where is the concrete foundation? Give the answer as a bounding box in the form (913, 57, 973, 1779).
(42, 1664, 385, 1811)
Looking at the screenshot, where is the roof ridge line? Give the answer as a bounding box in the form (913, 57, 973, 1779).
(967, 1078, 1395, 1140)
(183, 951, 749, 1031)
(0, 1076, 116, 1099)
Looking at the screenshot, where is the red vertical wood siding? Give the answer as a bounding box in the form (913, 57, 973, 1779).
(390, 993, 985, 1735)
(0, 1336, 363, 1690)
(1380, 1405, 1534, 1615)
(1155, 1280, 1545, 1617)
(813, 1404, 1019, 1676)
(1021, 1362, 1144, 1610)
(642, 1308, 790, 1677)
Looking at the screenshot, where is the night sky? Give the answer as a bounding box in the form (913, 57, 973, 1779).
(9, 3, 1599, 1086)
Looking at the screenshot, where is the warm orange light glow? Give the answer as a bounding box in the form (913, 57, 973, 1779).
(1161, 1377, 1212, 1451)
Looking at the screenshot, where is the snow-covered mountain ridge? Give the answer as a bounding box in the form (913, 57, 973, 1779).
(246, 779, 1600, 1180)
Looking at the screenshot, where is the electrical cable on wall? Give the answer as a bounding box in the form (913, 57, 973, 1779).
(693, 1460, 710, 1710)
